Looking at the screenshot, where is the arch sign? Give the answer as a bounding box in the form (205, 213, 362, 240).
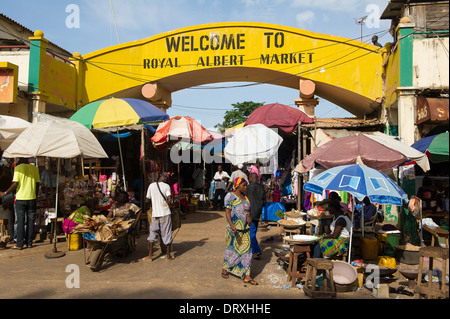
(73, 22, 383, 117)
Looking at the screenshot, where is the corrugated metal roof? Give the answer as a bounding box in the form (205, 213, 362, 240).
(0, 13, 72, 57)
(380, 0, 446, 20)
(303, 117, 384, 129)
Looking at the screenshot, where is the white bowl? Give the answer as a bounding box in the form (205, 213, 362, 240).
(331, 261, 358, 285)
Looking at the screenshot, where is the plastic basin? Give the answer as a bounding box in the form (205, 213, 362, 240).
(331, 261, 358, 285)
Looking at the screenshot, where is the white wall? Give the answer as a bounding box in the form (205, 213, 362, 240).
(0, 51, 30, 91)
(413, 37, 450, 89)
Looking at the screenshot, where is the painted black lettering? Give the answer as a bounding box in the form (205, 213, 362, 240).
(289, 53, 297, 64)
(182, 36, 190, 52)
(281, 53, 288, 63)
(264, 32, 273, 48)
(210, 34, 220, 50)
(275, 32, 284, 48)
(197, 56, 205, 67)
(299, 53, 305, 63)
(270, 54, 280, 64)
(221, 34, 236, 50)
(260, 54, 270, 64)
(166, 37, 181, 52)
(200, 35, 209, 51)
(237, 33, 245, 49)
(191, 36, 198, 51)
(143, 59, 150, 69)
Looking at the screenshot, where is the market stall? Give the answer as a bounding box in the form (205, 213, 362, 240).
(3, 119, 109, 257)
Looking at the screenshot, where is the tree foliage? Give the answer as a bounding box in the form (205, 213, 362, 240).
(215, 101, 264, 133)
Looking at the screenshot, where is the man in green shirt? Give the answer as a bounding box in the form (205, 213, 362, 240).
(0, 158, 40, 250)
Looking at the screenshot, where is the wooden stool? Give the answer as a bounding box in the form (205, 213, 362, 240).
(415, 246, 449, 299)
(287, 243, 311, 287)
(423, 225, 449, 248)
(303, 258, 336, 298)
(48, 217, 65, 244)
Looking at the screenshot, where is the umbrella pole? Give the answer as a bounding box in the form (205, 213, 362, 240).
(45, 158, 65, 259)
(348, 196, 355, 263)
(178, 163, 181, 211)
(117, 127, 127, 192)
(362, 203, 365, 237)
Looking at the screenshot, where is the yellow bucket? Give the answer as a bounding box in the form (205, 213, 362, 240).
(67, 233, 82, 251)
(377, 256, 397, 276)
(360, 237, 378, 260)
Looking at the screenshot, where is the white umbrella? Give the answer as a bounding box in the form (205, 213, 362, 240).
(3, 120, 108, 159)
(0, 115, 31, 150)
(224, 124, 283, 165)
(3, 120, 108, 258)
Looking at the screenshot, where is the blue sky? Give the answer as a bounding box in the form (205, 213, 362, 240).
(1, 0, 392, 130)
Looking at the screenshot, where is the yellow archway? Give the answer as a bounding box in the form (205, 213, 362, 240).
(73, 22, 384, 117)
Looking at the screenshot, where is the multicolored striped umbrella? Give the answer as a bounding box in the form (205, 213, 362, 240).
(70, 98, 169, 129)
(411, 132, 449, 163)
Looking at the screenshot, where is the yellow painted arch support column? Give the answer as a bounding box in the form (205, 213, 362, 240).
(72, 22, 384, 117)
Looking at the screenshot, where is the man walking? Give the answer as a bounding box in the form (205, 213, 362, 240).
(246, 173, 266, 259)
(145, 173, 174, 261)
(0, 158, 40, 250)
(213, 164, 229, 210)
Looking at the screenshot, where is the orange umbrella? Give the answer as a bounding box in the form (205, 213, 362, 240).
(151, 116, 213, 149)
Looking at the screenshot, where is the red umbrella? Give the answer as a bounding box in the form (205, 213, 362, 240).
(244, 103, 314, 133)
(295, 133, 430, 173)
(151, 116, 213, 149)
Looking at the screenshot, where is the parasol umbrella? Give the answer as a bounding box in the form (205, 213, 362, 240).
(244, 103, 314, 133)
(224, 123, 283, 165)
(70, 98, 170, 190)
(151, 116, 213, 149)
(295, 133, 430, 173)
(3, 120, 108, 258)
(0, 115, 31, 150)
(304, 164, 408, 262)
(224, 122, 245, 136)
(411, 132, 449, 163)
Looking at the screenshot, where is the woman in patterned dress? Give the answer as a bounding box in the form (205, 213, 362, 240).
(312, 200, 352, 258)
(107, 191, 141, 219)
(221, 177, 258, 285)
(107, 191, 142, 254)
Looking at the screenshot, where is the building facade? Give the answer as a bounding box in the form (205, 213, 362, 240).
(0, 13, 76, 122)
(381, 0, 449, 145)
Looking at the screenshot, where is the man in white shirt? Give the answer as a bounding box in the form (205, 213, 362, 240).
(227, 163, 248, 191)
(213, 164, 230, 210)
(145, 173, 173, 261)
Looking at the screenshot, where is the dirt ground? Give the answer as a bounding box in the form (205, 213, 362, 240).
(0, 207, 447, 303)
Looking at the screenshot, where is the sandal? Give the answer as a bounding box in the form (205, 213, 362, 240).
(243, 279, 258, 285)
(221, 271, 229, 279)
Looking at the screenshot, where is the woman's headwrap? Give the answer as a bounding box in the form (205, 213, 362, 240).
(234, 177, 247, 189)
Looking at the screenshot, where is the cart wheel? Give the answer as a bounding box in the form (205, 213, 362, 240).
(89, 249, 104, 272)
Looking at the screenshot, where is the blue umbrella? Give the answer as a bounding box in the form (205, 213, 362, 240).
(304, 164, 408, 206)
(304, 164, 408, 262)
